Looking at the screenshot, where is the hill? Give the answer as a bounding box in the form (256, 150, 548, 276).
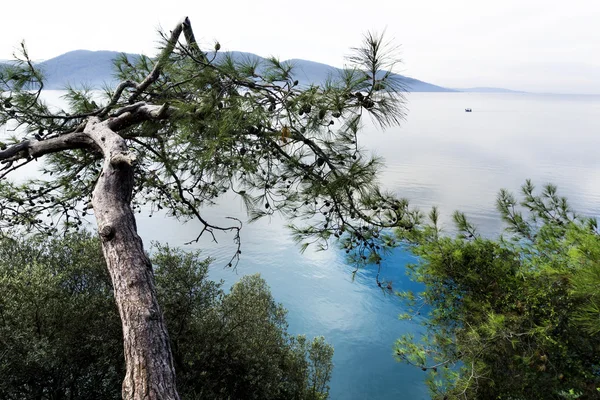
(19, 50, 455, 92)
(37, 50, 139, 89)
(286, 58, 454, 92)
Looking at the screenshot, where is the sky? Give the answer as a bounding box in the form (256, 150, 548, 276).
(1, 0, 598, 94)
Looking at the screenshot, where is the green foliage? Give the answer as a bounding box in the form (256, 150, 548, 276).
(0, 231, 123, 399)
(395, 181, 600, 399)
(0, 29, 415, 269)
(0, 233, 333, 400)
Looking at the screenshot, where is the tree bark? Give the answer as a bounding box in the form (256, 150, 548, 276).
(85, 117, 180, 400)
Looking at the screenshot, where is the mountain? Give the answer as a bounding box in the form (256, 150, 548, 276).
(455, 87, 526, 93)
(285, 59, 455, 92)
(281, 59, 341, 85)
(393, 75, 456, 92)
(37, 50, 139, 90)
(22, 49, 454, 92)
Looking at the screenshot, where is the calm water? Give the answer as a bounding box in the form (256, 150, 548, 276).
(13, 92, 600, 399)
(133, 93, 600, 399)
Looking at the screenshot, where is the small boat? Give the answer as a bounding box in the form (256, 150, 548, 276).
(465, 108, 472, 112)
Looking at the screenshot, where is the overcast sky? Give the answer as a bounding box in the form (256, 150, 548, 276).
(1, 0, 598, 93)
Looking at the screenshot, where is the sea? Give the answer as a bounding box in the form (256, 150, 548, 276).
(14, 92, 600, 399)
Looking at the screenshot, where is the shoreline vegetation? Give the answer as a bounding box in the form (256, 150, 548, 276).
(0, 232, 334, 399)
(395, 182, 600, 399)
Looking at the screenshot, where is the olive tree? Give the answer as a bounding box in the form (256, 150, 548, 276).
(0, 17, 415, 399)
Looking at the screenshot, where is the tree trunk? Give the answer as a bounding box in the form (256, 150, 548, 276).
(85, 117, 180, 400)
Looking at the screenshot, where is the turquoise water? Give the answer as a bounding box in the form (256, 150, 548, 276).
(134, 93, 600, 399)
(22, 92, 600, 399)
(138, 201, 432, 400)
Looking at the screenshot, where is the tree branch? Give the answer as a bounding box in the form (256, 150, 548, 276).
(107, 102, 172, 131)
(0, 101, 171, 167)
(128, 16, 198, 103)
(99, 80, 137, 117)
(0, 132, 97, 164)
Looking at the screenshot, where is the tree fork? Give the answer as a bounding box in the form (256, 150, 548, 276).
(85, 116, 180, 400)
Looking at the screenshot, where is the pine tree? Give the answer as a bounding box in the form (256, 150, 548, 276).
(0, 17, 416, 399)
(395, 181, 600, 399)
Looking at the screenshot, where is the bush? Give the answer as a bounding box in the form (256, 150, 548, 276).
(0, 232, 333, 400)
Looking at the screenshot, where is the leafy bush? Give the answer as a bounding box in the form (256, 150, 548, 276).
(0, 232, 333, 400)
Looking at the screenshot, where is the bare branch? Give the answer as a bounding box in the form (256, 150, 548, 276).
(0, 132, 97, 164)
(99, 80, 137, 117)
(107, 102, 173, 131)
(181, 17, 200, 53)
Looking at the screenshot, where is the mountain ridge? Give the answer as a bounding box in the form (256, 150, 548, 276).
(9, 49, 456, 92)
